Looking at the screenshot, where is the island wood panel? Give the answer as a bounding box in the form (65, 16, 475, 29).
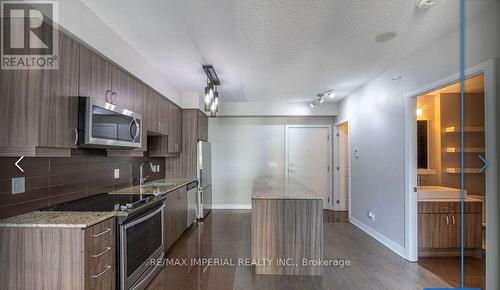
(0, 227, 85, 290)
(0, 217, 116, 290)
(251, 198, 323, 276)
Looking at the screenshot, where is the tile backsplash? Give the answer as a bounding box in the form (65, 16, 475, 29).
(0, 149, 165, 219)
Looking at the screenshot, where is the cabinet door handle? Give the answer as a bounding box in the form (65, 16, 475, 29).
(92, 228, 111, 237)
(92, 265, 111, 278)
(112, 92, 117, 104)
(105, 90, 112, 103)
(91, 246, 111, 258)
(73, 128, 78, 145)
(451, 216, 456, 225)
(445, 216, 449, 225)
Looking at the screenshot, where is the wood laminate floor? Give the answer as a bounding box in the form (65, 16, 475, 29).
(417, 256, 485, 289)
(147, 210, 450, 290)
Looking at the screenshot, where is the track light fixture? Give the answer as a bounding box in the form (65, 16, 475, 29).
(309, 89, 334, 108)
(202, 65, 221, 116)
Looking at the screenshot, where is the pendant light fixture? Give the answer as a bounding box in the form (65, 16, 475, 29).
(202, 65, 221, 117)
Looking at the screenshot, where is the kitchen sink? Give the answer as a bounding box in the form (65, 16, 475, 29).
(141, 183, 176, 189)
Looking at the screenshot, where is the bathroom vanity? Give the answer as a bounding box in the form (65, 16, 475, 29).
(417, 199, 482, 257)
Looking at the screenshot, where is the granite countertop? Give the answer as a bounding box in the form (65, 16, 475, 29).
(252, 177, 322, 200)
(0, 177, 197, 229)
(110, 177, 197, 195)
(0, 211, 116, 229)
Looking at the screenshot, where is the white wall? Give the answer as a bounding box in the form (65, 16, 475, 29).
(51, 0, 182, 105)
(337, 1, 499, 261)
(209, 117, 334, 209)
(218, 101, 338, 116)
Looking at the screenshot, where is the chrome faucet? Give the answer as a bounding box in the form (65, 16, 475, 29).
(140, 161, 158, 187)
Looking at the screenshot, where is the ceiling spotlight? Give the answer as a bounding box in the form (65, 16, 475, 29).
(392, 75, 402, 81)
(310, 103, 315, 108)
(416, 0, 436, 9)
(328, 91, 335, 99)
(319, 98, 325, 104)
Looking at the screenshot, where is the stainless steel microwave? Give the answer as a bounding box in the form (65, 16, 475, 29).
(77, 97, 142, 148)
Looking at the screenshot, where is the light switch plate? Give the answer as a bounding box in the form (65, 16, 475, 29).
(268, 162, 277, 168)
(12, 177, 25, 194)
(354, 147, 360, 158)
(156, 165, 160, 172)
(114, 169, 120, 179)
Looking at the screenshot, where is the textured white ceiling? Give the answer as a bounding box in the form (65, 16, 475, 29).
(81, 0, 493, 103)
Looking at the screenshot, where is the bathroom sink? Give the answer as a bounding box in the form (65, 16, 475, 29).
(417, 186, 467, 199)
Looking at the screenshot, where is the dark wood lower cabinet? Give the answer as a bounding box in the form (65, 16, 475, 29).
(0, 218, 116, 290)
(418, 201, 482, 257)
(164, 186, 188, 251)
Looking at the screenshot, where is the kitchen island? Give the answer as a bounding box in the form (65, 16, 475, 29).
(251, 177, 323, 276)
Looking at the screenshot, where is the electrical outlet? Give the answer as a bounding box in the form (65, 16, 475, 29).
(268, 162, 277, 168)
(114, 169, 120, 179)
(12, 177, 25, 194)
(354, 147, 360, 158)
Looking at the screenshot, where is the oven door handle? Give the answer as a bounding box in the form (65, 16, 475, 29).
(123, 204, 165, 229)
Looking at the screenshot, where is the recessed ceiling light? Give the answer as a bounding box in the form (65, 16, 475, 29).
(416, 0, 436, 9)
(392, 75, 402, 81)
(375, 32, 397, 43)
(328, 91, 335, 99)
(319, 98, 325, 104)
(310, 103, 315, 108)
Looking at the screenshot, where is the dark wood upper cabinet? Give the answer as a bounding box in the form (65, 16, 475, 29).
(111, 65, 134, 110)
(78, 45, 112, 103)
(30, 31, 79, 149)
(167, 102, 182, 153)
(147, 90, 163, 134)
(0, 30, 78, 156)
(197, 110, 208, 141)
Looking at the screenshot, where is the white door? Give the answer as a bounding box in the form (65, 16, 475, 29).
(287, 126, 331, 208)
(334, 123, 349, 211)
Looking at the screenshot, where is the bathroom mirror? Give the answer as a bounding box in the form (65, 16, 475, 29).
(417, 120, 429, 169)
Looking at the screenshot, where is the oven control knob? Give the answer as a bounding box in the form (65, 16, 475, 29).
(126, 203, 133, 209)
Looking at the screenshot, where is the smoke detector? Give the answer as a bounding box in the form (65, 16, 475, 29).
(416, 0, 436, 9)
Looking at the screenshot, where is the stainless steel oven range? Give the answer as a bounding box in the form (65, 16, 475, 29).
(119, 202, 164, 290)
(43, 193, 165, 290)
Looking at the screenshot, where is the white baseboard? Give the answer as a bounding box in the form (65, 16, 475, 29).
(210, 204, 251, 210)
(349, 216, 406, 259)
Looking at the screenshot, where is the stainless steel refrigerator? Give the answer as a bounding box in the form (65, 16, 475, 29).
(197, 141, 212, 219)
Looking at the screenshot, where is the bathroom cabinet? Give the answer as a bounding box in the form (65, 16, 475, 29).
(418, 201, 482, 257)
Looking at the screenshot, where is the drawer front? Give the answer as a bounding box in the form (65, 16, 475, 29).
(85, 249, 115, 290)
(84, 218, 115, 250)
(85, 238, 115, 272)
(418, 202, 481, 214)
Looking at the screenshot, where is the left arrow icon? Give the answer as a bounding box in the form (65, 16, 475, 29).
(15, 156, 24, 172)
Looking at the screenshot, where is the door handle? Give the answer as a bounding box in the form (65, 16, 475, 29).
(73, 128, 78, 145)
(111, 92, 118, 104)
(445, 216, 449, 225)
(451, 215, 455, 225)
(105, 90, 112, 103)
